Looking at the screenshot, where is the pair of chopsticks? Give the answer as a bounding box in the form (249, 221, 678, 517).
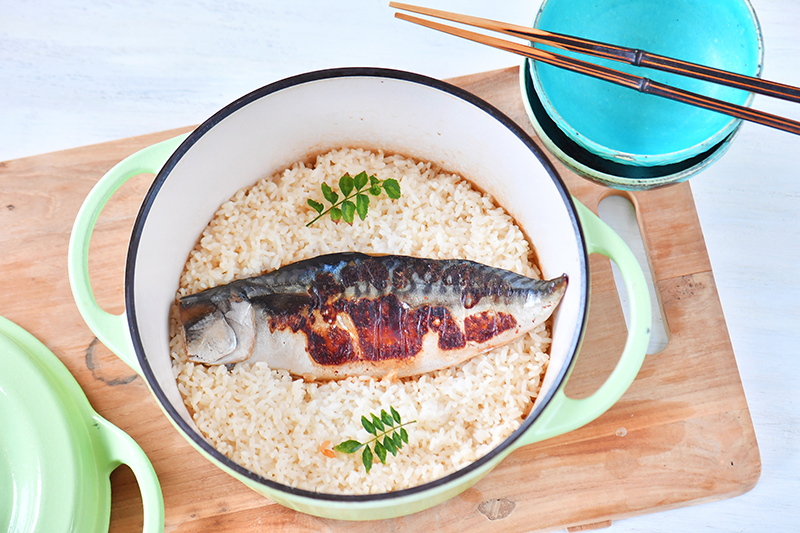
(390, 2, 800, 136)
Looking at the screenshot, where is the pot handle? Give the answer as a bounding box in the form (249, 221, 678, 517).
(93, 414, 164, 533)
(68, 134, 189, 376)
(514, 199, 651, 447)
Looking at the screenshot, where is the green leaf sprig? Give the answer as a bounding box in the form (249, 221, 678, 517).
(334, 406, 416, 473)
(306, 171, 401, 227)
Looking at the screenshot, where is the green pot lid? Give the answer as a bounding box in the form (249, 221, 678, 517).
(0, 315, 163, 532)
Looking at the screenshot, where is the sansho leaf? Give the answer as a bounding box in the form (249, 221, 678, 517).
(362, 446, 374, 473)
(382, 178, 401, 199)
(356, 193, 369, 220)
(339, 173, 354, 197)
(333, 406, 416, 474)
(371, 414, 385, 432)
(361, 415, 376, 435)
(321, 182, 338, 203)
(384, 435, 397, 456)
(341, 200, 356, 224)
(307, 199, 324, 214)
(333, 440, 363, 454)
(374, 441, 387, 464)
(307, 172, 403, 226)
(353, 171, 369, 190)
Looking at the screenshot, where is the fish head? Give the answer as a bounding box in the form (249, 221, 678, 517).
(179, 294, 255, 365)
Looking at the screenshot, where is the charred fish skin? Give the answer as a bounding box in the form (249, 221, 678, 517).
(178, 253, 567, 379)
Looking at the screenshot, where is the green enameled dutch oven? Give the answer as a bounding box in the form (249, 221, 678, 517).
(68, 68, 650, 520)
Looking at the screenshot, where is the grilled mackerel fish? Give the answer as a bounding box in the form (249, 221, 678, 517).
(178, 252, 567, 380)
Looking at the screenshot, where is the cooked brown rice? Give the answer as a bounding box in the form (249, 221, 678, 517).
(170, 147, 551, 494)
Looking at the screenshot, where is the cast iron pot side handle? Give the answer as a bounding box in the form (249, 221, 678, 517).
(515, 199, 651, 447)
(68, 134, 189, 376)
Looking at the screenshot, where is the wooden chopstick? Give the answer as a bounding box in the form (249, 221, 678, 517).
(390, 2, 800, 104)
(391, 7, 800, 136)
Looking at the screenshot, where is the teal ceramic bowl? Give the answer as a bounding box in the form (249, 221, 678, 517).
(528, 0, 763, 177)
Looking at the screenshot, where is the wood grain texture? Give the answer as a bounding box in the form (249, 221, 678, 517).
(0, 67, 760, 532)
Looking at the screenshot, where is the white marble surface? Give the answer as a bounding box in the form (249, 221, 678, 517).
(1, 1, 797, 531)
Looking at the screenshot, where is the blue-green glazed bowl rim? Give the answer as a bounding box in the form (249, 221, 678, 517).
(529, 0, 763, 168)
(520, 58, 741, 190)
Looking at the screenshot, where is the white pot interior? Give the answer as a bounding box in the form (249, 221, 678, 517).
(128, 69, 587, 467)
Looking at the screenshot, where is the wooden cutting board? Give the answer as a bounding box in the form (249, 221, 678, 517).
(0, 66, 759, 532)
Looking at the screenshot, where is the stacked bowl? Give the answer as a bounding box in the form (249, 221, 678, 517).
(521, 0, 763, 190)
